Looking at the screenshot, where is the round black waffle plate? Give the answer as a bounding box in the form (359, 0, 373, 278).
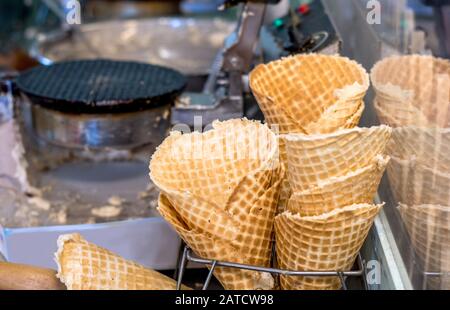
(16, 59, 186, 114)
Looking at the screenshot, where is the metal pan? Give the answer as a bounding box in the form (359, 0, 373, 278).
(30, 18, 236, 76)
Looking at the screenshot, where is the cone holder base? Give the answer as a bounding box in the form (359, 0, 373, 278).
(175, 246, 369, 290)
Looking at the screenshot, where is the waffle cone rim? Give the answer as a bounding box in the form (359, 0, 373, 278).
(371, 54, 450, 102)
(149, 118, 280, 196)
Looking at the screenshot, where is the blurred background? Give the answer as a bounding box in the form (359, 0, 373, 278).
(0, 0, 448, 71)
(0, 0, 229, 70)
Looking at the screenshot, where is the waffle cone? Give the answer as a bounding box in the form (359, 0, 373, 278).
(371, 55, 450, 127)
(275, 102, 366, 213)
(387, 156, 450, 206)
(159, 165, 282, 243)
(151, 119, 283, 290)
(288, 155, 389, 216)
(55, 234, 187, 290)
(398, 204, 450, 289)
(150, 118, 279, 207)
(275, 203, 383, 290)
(282, 126, 392, 192)
(158, 177, 282, 290)
(388, 126, 450, 172)
(162, 192, 242, 242)
(250, 54, 369, 135)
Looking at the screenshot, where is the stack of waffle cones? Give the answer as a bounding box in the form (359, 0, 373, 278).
(398, 204, 450, 290)
(250, 54, 370, 135)
(371, 55, 450, 128)
(275, 126, 391, 290)
(385, 141, 450, 289)
(55, 234, 187, 290)
(150, 119, 283, 290)
(371, 55, 450, 289)
(249, 54, 370, 211)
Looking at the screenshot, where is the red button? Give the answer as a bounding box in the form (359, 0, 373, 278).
(297, 4, 310, 15)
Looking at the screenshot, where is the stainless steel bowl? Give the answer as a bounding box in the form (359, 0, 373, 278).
(31, 17, 236, 76)
(27, 99, 170, 149)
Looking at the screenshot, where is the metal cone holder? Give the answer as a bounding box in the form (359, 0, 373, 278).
(175, 245, 369, 290)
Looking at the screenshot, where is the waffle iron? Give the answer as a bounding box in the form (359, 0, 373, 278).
(15, 59, 186, 148)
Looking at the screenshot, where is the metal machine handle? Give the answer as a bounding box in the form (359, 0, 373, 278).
(220, 0, 280, 9)
(222, 2, 268, 73)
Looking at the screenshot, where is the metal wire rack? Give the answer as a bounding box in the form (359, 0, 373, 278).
(175, 246, 369, 290)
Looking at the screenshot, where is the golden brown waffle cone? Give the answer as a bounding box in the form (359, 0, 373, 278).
(282, 126, 392, 192)
(159, 167, 281, 243)
(162, 192, 241, 242)
(277, 102, 365, 212)
(55, 234, 188, 290)
(150, 119, 283, 290)
(288, 155, 389, 216)
(276, 102, 365, 213)
(249, 55, 368, 211)
(275, 203, 383, 290)
(387, 156, 450, 206)
(158, 175, 282, 290)
(371, 55, 450, 127)
(250, 54, 369, 135)
(150, 118, 279, 207)
(387, 126, 450, 172)
(398, 204, 450, 289)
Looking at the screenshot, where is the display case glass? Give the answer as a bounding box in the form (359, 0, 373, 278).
(324, 0, 450, 290)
